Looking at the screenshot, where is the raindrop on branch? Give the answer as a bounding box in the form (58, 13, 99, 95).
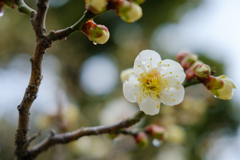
(152, 139, 162, 147)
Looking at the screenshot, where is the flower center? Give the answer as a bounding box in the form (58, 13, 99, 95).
(138, 69, 163, 100)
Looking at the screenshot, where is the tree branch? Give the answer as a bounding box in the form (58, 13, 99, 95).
(48, 11, 96, 41)
(27, 111, 145, 159)
(13, 0, 36, 17)
(14, 1, 51, 160)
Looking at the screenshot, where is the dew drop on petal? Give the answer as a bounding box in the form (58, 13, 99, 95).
(152, 138, 162, 147)
(93, 42, 97, 45)
(142, 59, 147, 64)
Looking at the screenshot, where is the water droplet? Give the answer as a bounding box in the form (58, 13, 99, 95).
(113, 136, 122, 145)
(142, 59, 147, 64)
(93, 42, 97, 45)
(214, 95, 217, 98)
(64, 37, 67, 40)
(0, 11, 4, 17)
(152, 139, 162, 147)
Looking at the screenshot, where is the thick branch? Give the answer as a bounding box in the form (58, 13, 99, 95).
(28, 111, 145, 159)
(48, 11, 96, 41)
(14, 1, 51, 160)
(14, 0, 36, 17)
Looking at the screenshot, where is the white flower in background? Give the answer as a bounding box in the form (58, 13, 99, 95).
(123, 50, 186, 115)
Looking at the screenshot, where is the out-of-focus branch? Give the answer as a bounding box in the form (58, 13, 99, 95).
(13, 0, 36, 17)
(14, 1, 51, 160)
(27, 111, 145, 159)
(48, 11, 97, 41)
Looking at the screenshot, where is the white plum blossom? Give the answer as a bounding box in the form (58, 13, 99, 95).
(123, 50, 186, 115)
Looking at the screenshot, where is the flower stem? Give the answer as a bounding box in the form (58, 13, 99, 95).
(14, 0, 36, 17)
(183, 79, 200, 88)
(48, 11, 97, 41)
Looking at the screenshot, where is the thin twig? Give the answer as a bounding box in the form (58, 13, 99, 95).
(27, 111, 145, 159)
(13, 0, 36, 17)
(48, 11, 97, 41)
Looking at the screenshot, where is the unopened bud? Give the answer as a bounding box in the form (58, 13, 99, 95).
(185, 61, 203, 80)
(134, 132, 149, 148)
(207, 75, 236, 100)
(145, 124, 165, 140)
(82, 20, 110, 44)
(4, 0, 16, 9)
(120, 68, 134, 82)
(176, 52, 188, 62)
(86, 0, 107, 14)
(117, 1, 142, 23)
(195, 64, 211, 78)
(133, 0, 145, 4)
(181, 54, 198, 70)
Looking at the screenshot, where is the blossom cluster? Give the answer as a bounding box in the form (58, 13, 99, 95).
(177, 52, 236, 100)
(83, 0, 144, 44)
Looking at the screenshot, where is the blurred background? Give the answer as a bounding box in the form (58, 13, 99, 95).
(0, 0, 239, 159)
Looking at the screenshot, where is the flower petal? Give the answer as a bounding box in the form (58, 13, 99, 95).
(134, 50, 161, 75)
(136, 95, 161, 115)
(123, 74, 140, 103)
(160, 84, 185, 106)
(158, 59, 185, 83)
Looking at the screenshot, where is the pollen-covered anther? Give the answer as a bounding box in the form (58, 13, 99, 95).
(177, 82, 179, 84)
(170, 72, 172, 74)
(173, 99, 175, 101)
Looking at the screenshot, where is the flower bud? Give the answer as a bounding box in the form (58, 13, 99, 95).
(195, 64, 211, 78)
(134, 132, 149, 148)
(133, 0, 145, 4)
(185, 60, 202, 80)
(208, 75, 236, 100)
(117, 1, 142, 23)
(120, 68, 134, 82)
(4, 0, 16, 9)
(181, 54, 198, 70)
(82, 20, 110, 44)
(145, 124, 165, 140)
(86, 0, 107, 14)
(176, 52, 188, 63)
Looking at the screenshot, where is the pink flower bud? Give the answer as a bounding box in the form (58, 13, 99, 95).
(134, 132, 149, 148)
(82, 20, 110, 44)
(145, 124, 165, 140)
(181, 54, 198, 70)
(194, 64, 211, 78)
(185, 61, 203, 80)
(176, 52, 188, 63)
